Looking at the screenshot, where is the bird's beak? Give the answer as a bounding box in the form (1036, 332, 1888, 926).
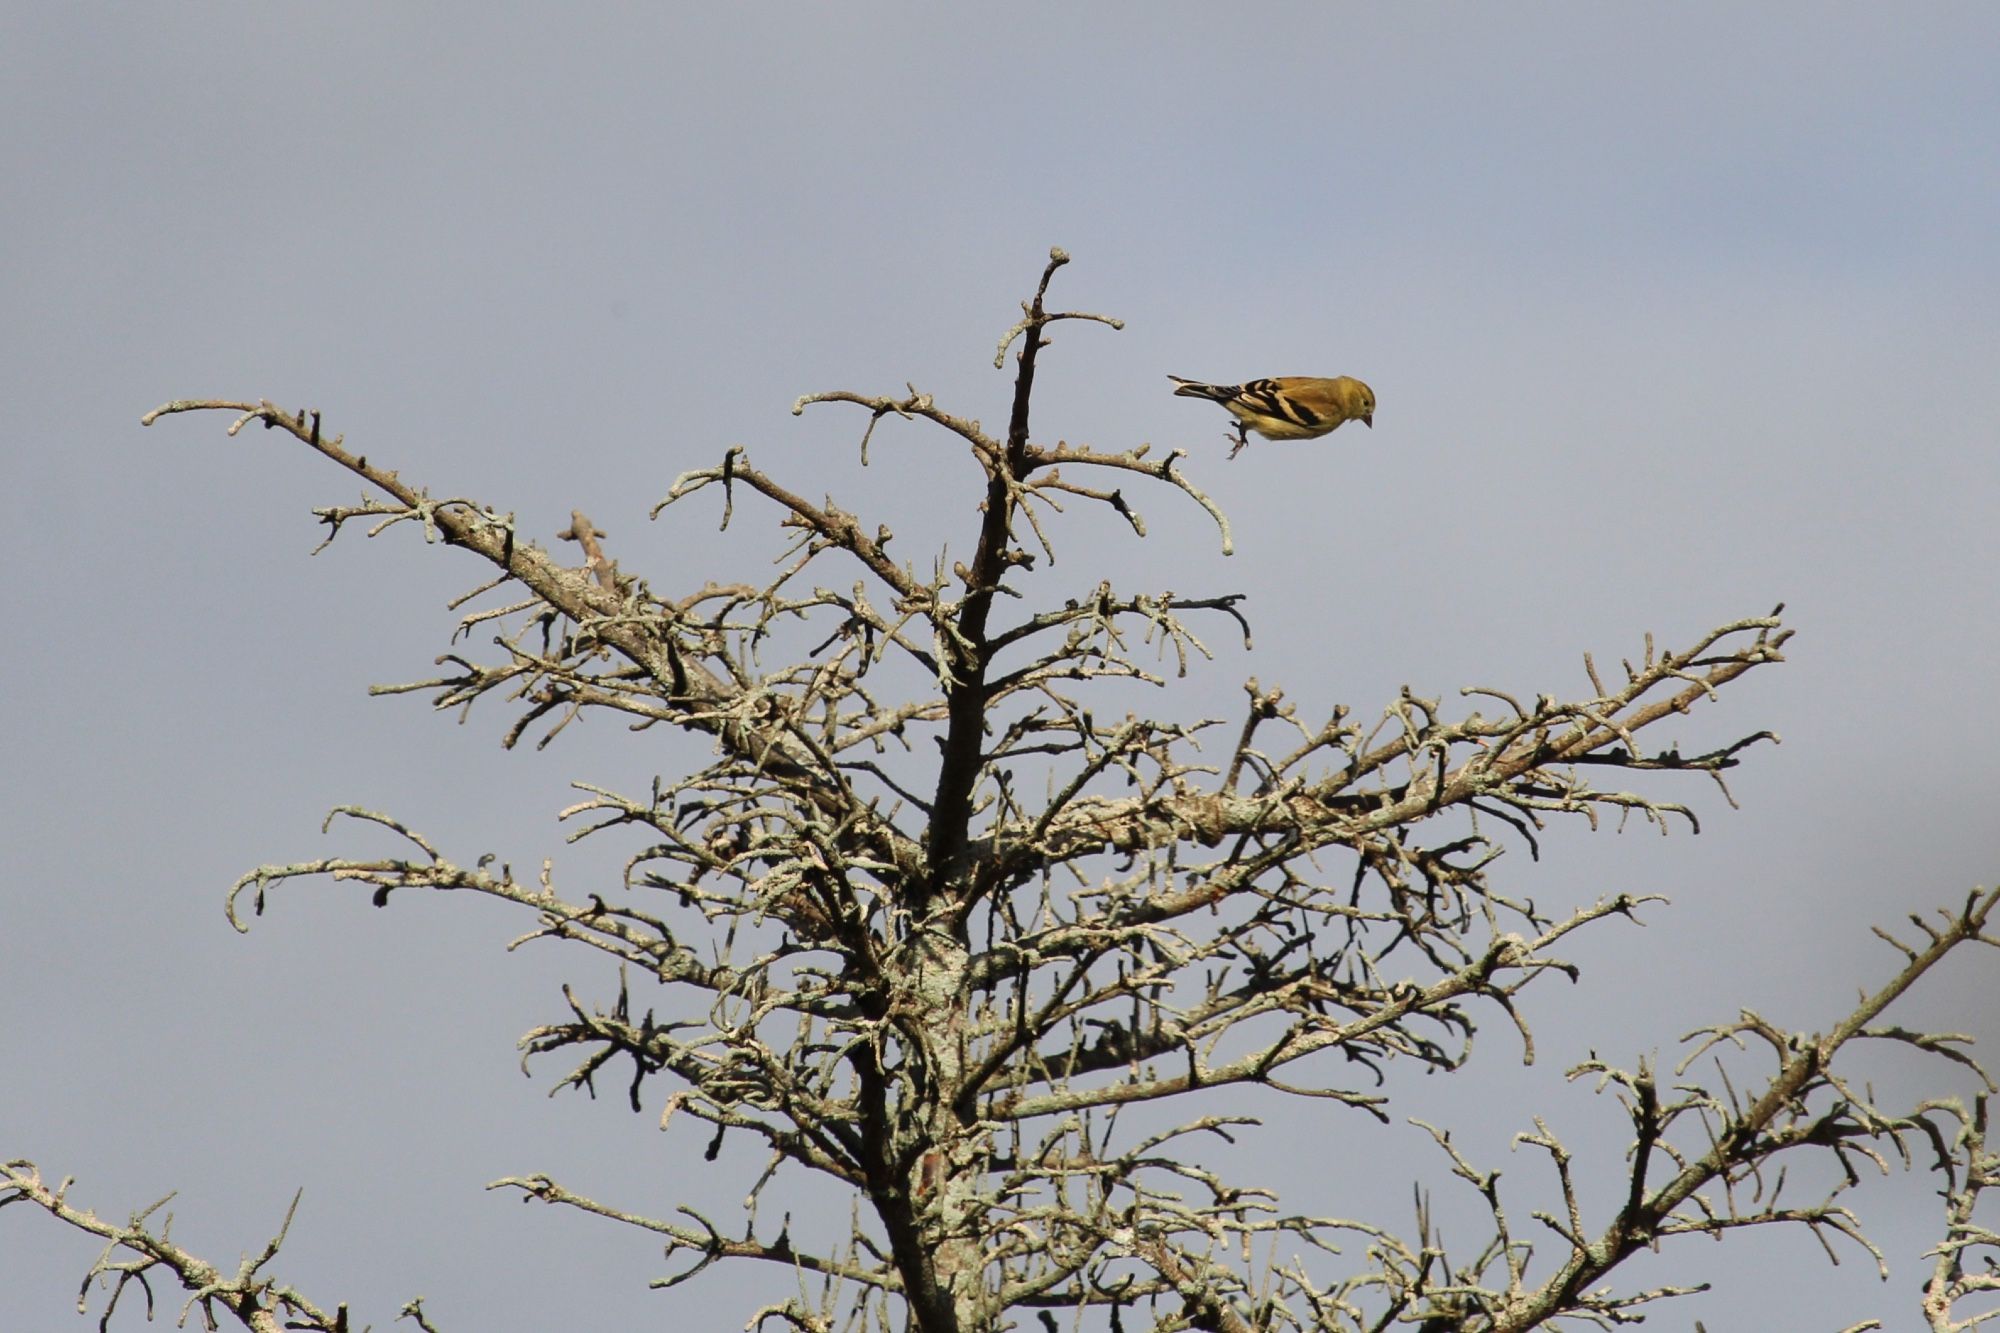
(1362, 415, 1373, 428)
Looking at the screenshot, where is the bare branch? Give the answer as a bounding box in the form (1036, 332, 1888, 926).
(0, 1163, 355, 1333)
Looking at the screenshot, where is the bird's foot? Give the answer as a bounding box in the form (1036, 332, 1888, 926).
(1227, 430, 1249, 460)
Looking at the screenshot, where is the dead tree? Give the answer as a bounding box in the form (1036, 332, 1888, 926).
(7, 249, 1997, 1332)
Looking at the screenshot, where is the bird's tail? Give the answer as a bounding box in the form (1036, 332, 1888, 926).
(1168, 375, 1239, 402)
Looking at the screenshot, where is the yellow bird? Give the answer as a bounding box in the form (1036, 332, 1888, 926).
(1169, 374, 1375, 459)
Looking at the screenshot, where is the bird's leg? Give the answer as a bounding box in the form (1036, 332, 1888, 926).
(1227, 424, 1250, 460)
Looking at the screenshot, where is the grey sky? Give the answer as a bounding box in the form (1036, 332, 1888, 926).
(5, 6, 1998, 1329)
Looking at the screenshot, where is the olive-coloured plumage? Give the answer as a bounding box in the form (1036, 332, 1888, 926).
(1170, 375, 1375, 458)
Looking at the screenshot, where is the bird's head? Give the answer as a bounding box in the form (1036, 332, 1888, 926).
(1350, 378, 1375, 428)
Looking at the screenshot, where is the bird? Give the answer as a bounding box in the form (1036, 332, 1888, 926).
(1169, 374, 1375, 459)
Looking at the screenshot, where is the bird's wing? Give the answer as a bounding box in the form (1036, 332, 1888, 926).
(1231, 378, 1331, 429)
